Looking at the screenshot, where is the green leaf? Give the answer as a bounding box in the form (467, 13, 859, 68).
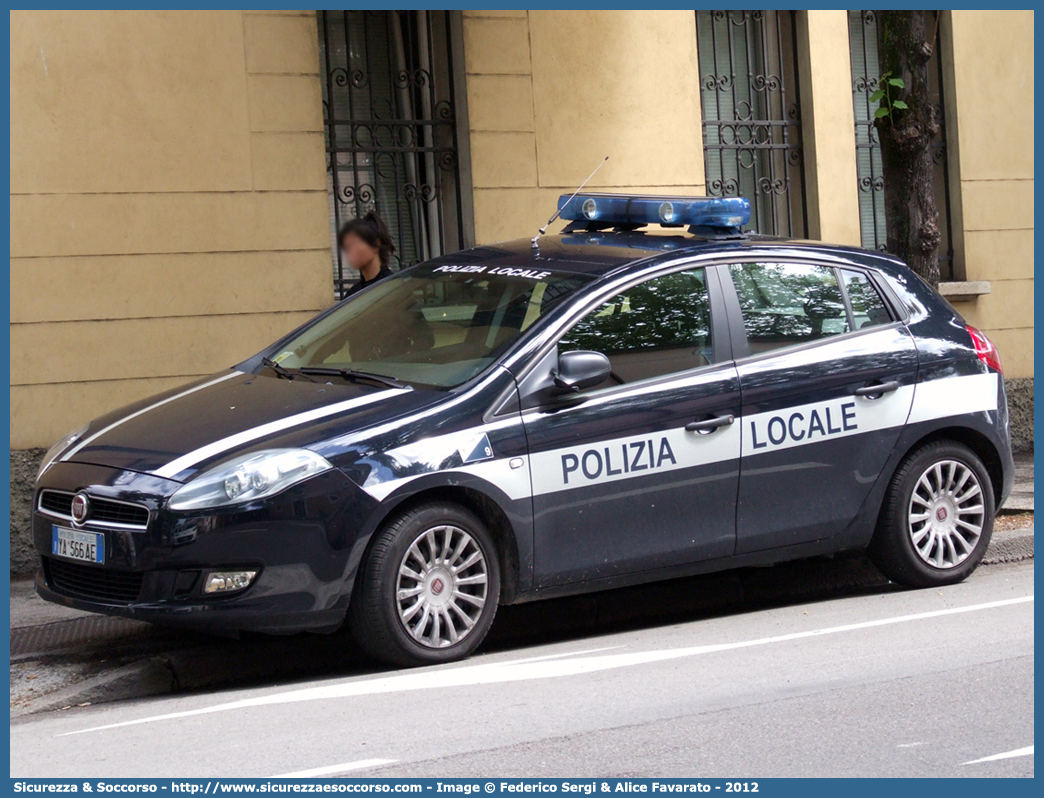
(892, 100, 909, 110)
(869, 89, 886, 103)
(889, 78, 905, 88)
(880, 70, 891, 79)
(875, 107, 891, 119)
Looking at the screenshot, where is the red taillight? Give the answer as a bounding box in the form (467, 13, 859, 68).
(967, 325, 1003, 374)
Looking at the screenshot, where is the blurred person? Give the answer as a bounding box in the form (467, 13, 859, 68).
(340, 211, 395, 298)
(327, 210, 432, 364)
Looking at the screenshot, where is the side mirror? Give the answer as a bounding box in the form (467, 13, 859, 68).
(552, 350, 611, 393)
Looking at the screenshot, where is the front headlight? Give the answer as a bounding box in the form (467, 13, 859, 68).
(37, 423, 89, 481)
(168, 448, 334, 511)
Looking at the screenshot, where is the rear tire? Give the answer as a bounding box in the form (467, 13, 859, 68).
(869, 441, 994, 588)
(348, 501, 500, 667)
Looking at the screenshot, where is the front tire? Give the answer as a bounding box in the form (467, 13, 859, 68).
(348, 502, 500, 667)
(869, 441, 994, 588)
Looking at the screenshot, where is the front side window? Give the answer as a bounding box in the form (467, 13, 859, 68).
(271, 266, 592, 389)
(558, 268, 714, 385)
(728, 262, 849, 355)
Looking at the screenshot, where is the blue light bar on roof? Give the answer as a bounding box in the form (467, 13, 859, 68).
(557, 192, 751, 230)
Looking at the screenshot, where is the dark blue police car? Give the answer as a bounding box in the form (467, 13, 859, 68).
(33, 193, 1013, 666)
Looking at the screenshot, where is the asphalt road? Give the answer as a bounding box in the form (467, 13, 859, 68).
(10, 560, 1033, 778)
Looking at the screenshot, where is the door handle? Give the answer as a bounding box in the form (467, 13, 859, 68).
(685, 414, 735, 433)
(854, 380, 900, 398)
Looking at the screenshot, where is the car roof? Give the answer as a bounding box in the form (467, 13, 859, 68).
(421, 229, 907, 278)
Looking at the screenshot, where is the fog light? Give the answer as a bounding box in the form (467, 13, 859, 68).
(203, 571, 257, 594)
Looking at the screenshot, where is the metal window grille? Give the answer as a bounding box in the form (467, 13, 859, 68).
(696, 10, 807, 238)
(318, 11, 471, 298)
(848, 11, 954, 278)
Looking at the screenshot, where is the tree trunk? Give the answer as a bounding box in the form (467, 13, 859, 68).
(876, 11, 941, 287)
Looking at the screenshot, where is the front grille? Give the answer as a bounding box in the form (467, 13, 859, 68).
(46, 557, 144, 603)
(91, 500, 150, 527)
(38, 490, 150, 528)
(39, 490, 73, 516)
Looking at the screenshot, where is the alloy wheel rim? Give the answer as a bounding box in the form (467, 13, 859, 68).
(396, 524, 488, 649)
(907, 459, 985, 570)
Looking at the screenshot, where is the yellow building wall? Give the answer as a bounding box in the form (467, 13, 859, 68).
(797, 11, 862, 246)
(463, 11, 864, 250)
(462, 10, 707, 245)
(945, 11, 1034, 378)
(9, 10, 333, 449)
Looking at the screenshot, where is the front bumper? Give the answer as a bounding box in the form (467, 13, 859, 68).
(33, 569, 349, 633)
(33, 461, 380, 634)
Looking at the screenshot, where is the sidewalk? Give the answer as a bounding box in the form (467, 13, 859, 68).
(10, 578, 91, 630)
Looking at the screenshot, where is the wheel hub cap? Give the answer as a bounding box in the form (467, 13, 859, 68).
(424, 568, 452, 607)
(908, 459, 985, 570)
(396, 524, 488, 649)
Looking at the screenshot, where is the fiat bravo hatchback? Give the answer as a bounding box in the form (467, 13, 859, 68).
(33, 194, 1013, 666)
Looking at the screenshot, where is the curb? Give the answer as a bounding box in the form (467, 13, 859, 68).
(13, 657, 175, 717)
(982, 533, 1034, 565)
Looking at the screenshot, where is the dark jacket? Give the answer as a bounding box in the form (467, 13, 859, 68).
(344, 265, 393, 298)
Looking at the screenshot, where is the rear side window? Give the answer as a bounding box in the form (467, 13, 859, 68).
(840, 268, 893, 329)
(558, 268, 713, 384)
(727, 263, 849, 355)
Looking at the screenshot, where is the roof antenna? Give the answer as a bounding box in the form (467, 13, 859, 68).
(531, 155, 608, 251)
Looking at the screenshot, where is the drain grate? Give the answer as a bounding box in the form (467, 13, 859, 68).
(11, 615, 153, 658)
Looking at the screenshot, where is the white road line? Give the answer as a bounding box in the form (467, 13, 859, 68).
(962, 746, 1034, 765)
(495, 646, 624, 665)
(274, 759, 397, 778)
(58, 594, 1032, 737)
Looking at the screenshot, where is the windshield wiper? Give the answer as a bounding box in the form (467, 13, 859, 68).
(298, 367, 408, 390)
(261, 356, 316, 382)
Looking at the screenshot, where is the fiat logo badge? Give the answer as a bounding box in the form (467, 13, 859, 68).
(430, 577, 445, 595)
(71, 492, 90, 525)
(936, 507, 948, 522)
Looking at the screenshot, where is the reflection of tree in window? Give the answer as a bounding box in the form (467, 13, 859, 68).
(729, 263, 849, 352)
(841, 269, 892, 329)
(559, 270, 714, 383)
(562, 272, 711, 352)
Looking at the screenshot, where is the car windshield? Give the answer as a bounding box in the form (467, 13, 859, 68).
(267, 264, 593, 389)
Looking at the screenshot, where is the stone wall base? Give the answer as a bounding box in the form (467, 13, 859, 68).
(11, 449, 44, 576)
(1005, 377, 1034, 453)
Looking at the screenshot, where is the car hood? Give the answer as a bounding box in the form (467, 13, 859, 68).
(61, 369, 443, 482)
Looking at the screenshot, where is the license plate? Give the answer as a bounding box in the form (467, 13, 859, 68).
(52, 526, 105, 564)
